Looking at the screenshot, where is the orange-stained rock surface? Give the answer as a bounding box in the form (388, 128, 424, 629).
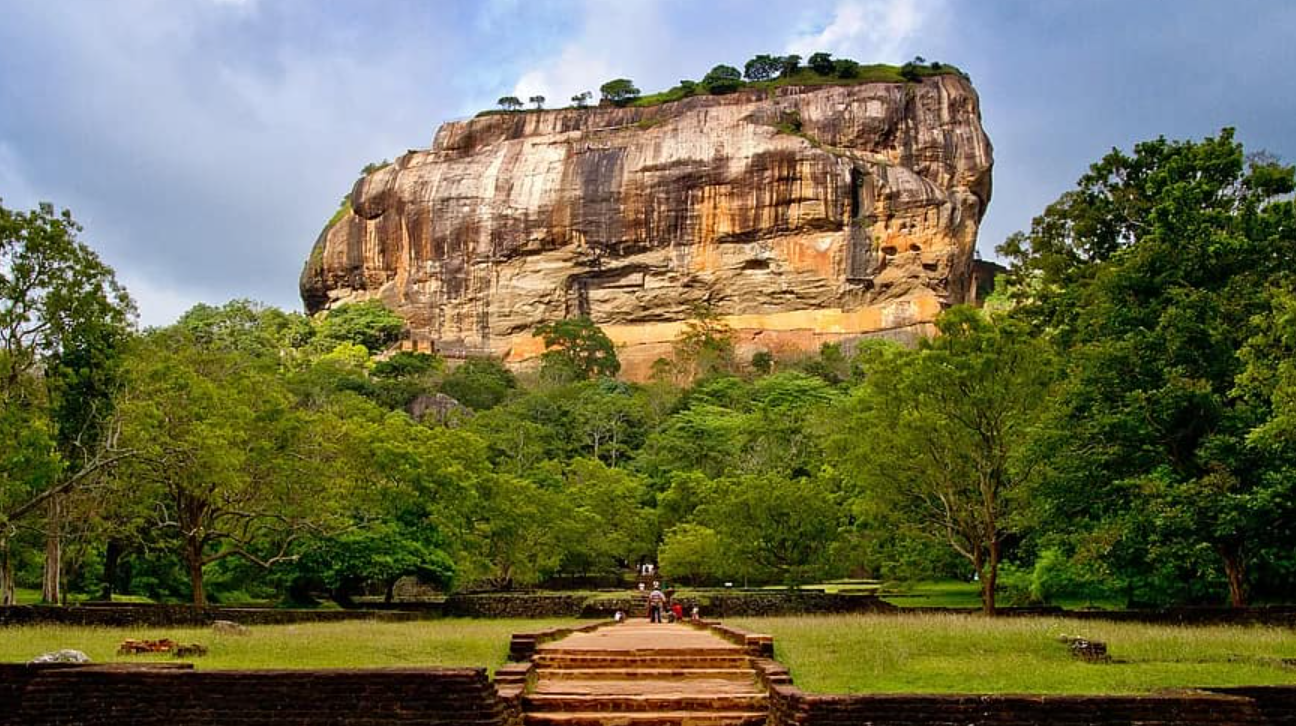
(300, 76, 993, 377)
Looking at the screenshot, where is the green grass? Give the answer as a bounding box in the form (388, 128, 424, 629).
(326, 197, 352, 229)
(732, 613, 1296, 694)
(881, 580, 984, 608)
(0, 619, 576, 672)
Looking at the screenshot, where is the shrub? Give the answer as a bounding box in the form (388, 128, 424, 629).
(702, 64, 743, 95)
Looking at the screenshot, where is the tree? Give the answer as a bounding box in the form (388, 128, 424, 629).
(702, 474, 845, 585)
(658, 523, 723, 585)
(779, 54, 802, 77)
(571, 91, 592, 108)
(827, 308, 1057, 614)
(315, 300, 405, 354)
(670, 304, 736, 382)
(440, 358, 517, 410)
(599, 79, 640, 106)
(497, 96, 522, 111)
(743, 54, 782, 82)
(1000, 129, 1296, 607)
(0, 200, 135, 604)
(528, 95, 545, 110)
(832, 59, 860, 79)
(534, 316, 620, 381)
(702, 64, 743, 95)
(807, 52, 834, 75)
(112, 328, 345, 605)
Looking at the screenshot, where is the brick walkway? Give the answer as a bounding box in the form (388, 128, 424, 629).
(522, 621, 768, 726)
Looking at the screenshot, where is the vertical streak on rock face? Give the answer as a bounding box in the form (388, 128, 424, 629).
(300, 76, 994, 378)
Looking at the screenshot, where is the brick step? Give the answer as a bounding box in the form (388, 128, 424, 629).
(523, 710, 767, 726)
(538, 668, 759, 682)
(523, 694, 768, 713)
(535, 655, 749, 669)
(539, 648, 745, 658)
(534, 679, 762, 697)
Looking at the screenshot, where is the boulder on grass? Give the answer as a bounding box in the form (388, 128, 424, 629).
(212, 620, 250, 636)
(30, 649, 91, 664)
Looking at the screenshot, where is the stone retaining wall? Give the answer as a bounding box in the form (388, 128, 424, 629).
(0, 663, 507, 725)
(0, 604, 421, 628)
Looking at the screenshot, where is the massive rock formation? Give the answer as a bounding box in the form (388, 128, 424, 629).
(301, 75, 993, 377)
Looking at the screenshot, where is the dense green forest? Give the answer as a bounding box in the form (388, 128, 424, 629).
(1, 129, 1293, 613)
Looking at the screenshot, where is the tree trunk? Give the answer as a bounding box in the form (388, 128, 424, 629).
(983, 539, 1000, 617)
(100, 540, 122, 601)
(1221, 545, 1247, 609)
(384, 578, 397, 604)
(41, 496, 61, 604)
(0, 538, 13, 605)
(186, 534, 206, 606)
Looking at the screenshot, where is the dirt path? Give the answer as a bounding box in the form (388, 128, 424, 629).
(522, 620, 768, 726)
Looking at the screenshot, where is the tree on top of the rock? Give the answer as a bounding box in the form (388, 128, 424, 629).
(807, 52, 834, 75)
(743, 54, 782, 82)
(534, 316, 620, 382)
(779, 54, 802, 77)
(599, 78, 640, 106)
(571, 90, 592, 108)
(529, 95, 545, 109)
(497, 96, 522, 111)
(702, 64, 743, 94)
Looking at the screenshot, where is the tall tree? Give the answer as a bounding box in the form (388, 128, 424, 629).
(0, 200, 134, 604)
(827, 308, 1056, 614)
(1000, 129, 1296, 607)
(534, 316, 620, 381)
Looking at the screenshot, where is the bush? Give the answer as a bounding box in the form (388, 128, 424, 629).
(702, 64, 743, 95)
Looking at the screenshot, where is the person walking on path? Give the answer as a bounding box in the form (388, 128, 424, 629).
(648, 584, 665, 623)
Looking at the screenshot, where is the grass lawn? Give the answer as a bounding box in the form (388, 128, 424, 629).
(0, 619, 577, 672)
(732, 613, 1296, 694)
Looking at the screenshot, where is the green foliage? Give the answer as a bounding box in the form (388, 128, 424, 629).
(534, 316, 620, 381)
(440, 358, 517, 410)
(826, 307, 1057, 613)
(658, 523, 723, 585)
(496, 95, 522, 111)
(1000, 128, 1296, 607)
(599, 78, 640, 106)
(807, 52, 834, 75)
(360, 159, 391, 176)
(779, 54, 802, 77)
(326, 197, 351, 228)
(570, 91, 592, 108)
(701, 64, 743, 94)
(316, 300, 406, 354)
(528, 95, 545, 110)
(743, 54, 783, 81)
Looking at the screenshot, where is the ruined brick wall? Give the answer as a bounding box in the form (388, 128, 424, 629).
(762, 685, 1273, 726)
(0, 604, 423, 627)
(0, 664, 507, 726)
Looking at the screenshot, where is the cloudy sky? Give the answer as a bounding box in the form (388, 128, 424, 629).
(1, 0, 1293, 326)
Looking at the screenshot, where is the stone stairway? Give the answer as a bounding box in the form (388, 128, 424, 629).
(522, 622, 768, 726)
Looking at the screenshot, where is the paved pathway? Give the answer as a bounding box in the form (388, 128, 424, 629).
(522, 620, 767, 726)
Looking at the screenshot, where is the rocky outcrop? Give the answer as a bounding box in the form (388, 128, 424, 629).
(301, 75, 993, 377)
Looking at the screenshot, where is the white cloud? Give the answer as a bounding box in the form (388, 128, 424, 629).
(785, 0, 944, 63)
(506, 0, 675, 109)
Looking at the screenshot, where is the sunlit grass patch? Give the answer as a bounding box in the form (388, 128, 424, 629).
(732, 613, 1296, 694)
(0, 618, 577, 673)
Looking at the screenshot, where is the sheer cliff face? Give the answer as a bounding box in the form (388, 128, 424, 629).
(301, 75, 993, 377)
